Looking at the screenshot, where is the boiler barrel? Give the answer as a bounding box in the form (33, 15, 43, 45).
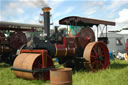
(54, 45, 76, 57)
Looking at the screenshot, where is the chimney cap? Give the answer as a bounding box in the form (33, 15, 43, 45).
(42, 7, 51, 12)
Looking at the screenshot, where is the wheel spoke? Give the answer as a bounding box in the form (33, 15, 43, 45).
(92, 60, 103, 70)
(33, 57, 42, 69)
(91, 55, 97, 62)
(90, 61, 97, 70)
(98, 47, 102, 56)
(92, 48, 98, 56)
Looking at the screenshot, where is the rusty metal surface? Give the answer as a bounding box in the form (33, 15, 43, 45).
(83, 41, 110, 71)
(50, 68, 72, 85)
(13, 53, 41, 80)
(59, 16, 115, 26)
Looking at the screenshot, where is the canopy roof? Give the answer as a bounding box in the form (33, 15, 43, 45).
(59, 16, 115, 27)
(0, 21, 43, 31)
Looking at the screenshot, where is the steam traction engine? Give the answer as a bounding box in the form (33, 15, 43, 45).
(0, 21, 43, 64)
(0, 23, 27, 64)
(12, 7, 115, 80)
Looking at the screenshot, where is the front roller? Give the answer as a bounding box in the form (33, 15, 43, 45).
(12, 50, 54, 80)
(83, 41, 110, 71)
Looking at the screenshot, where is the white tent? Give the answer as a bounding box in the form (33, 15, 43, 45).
(117, 30, 128, 34)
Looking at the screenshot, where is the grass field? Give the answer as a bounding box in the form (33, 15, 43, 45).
(0, 59, 128, 85)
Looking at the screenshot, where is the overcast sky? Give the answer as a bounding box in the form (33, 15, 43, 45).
(0, 0, 128, 31)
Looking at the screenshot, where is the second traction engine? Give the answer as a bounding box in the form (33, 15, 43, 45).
(12, 7, 115, 80)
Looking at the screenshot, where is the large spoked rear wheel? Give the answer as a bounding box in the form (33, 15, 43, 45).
(83, 41, 110, 71)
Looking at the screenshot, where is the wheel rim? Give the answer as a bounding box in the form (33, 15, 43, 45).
(83, 41, 110, 71)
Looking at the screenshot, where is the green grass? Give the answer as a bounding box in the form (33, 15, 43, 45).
(0, 60, 128, 85)
(73, 60, 128, 85)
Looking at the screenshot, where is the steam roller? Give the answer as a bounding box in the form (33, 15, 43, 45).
(12, 26, 110, 80)
(11, 7, 115, 80)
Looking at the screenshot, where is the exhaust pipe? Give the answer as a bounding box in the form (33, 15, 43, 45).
(42, 7, 51, 39)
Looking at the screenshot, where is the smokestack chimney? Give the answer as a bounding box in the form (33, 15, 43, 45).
(42, 7, 51, 39)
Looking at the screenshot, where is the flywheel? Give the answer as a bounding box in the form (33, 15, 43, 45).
(83, 41, 110, 71)
(78, 26, 95, 48)
(10, 31, 27, 49)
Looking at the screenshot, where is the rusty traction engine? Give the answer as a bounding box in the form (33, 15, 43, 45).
(12, 7, 115, 80)
(0, 27, 27, 64)
(0, 21, 43, 64)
